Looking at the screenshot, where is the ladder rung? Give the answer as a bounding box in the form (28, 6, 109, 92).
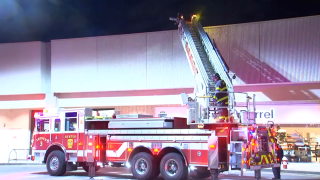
(232, 130, 247, 132)
(230, 141, 245, 143)
(230, 152, 242, 155)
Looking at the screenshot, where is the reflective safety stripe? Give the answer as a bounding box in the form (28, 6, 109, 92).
(219, 116, 229, 122)
(217, 96, 228, 102)
(268, 154, 274, 163)
(216, 87, 227, 91)
(268, 129, 274, 143)
(213, 95, 217, 99)
(219, 116, 228, 119)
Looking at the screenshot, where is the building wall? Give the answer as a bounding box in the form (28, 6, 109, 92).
(0, 16, 319, 110)
(51, 31, 194, 93)
(0, 109, 31, 162)
(0, 42, 49, 95)
(0, 41, 49, 109)
(205, 15, 320, 84)
(0, 109, 30, 129)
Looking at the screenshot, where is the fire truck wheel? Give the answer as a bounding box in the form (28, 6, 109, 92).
(46, 150, 66, 176)
(190, 167, 210, 179)
(160, 153, 188, 180)
(131, 152, 159, 180)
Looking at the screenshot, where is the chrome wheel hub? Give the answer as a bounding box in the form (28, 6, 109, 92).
(135, 158, 148, 175)
(165, 159, 178, 177)
(50, 156, 59, 171)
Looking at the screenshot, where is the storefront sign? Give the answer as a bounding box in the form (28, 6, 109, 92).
(255, 109, 274, 119)
(249, 104, 320, 125)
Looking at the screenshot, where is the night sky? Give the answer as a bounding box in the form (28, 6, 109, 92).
(0, 0, 319, 43)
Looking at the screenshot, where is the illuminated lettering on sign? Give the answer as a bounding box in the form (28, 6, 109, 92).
(65, 135, 77, 139)
(240, 109, 274, 119)
(185, 42, 198, 75)
(255, 109, 274, 119)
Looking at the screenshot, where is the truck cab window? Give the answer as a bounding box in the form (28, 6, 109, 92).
(37, 119, 50, 132)
(54, 119, 61, 132)
(65, 112, 78, 131)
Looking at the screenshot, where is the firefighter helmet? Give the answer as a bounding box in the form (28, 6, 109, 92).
(214, 73, 220, 79)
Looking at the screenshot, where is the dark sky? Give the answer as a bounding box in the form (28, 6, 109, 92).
(0, 0, 319, 43)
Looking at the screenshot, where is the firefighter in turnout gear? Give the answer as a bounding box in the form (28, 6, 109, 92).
(213, 73, 229, 122)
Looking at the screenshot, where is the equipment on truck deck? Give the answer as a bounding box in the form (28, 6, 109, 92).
(30, 14, 279, 180)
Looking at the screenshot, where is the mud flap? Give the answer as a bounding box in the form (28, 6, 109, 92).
(88, 162, 95, 178)
(254, 169, 261, 180)
(208, 134, 219, 180)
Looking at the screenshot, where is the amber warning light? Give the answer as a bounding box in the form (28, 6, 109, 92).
(153, 148, 159, 153)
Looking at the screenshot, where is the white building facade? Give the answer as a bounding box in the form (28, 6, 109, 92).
(0, 15, 320, 162)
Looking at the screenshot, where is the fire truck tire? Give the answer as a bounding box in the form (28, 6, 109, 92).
(82, 165, 100, 173)
(160, 153, 188, 180)
(190, 167, 211, 179)
(46, 150, 67, 176)
(131, 152, 160, 180)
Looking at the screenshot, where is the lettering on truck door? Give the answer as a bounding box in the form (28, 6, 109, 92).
(35, 118, 51, 150)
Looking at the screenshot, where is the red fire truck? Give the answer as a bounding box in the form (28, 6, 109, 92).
(31, 14, 280, 180)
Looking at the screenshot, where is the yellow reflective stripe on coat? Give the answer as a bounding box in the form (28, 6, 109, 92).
(217, 96, 228, 102)
(219, 116, 229, 119)
(216, 87, 227, 91)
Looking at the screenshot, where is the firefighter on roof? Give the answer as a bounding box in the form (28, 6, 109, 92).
(212, 73, 229, 122)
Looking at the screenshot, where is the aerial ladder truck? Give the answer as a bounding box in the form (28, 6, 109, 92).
(30, 14, 280, 180)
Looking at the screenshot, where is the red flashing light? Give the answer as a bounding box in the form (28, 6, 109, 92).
(88, 142, 93, 146)
(96, 145, 100, 149)
(128, 148, 132, 152)
(153, 148, 159, 153)
(210, 145, 215, 149)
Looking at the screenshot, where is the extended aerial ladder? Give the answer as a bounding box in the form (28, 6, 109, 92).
(170, 14, 236, 125)
(170, 14, 281, 179)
